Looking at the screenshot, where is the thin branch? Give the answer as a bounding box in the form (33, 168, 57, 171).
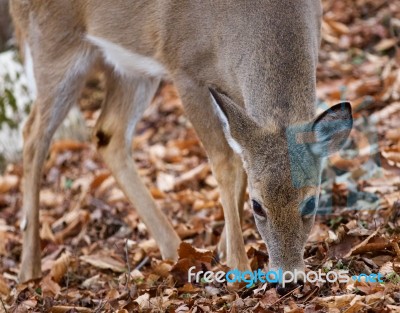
(0, 297, 8, 313)
(125, 239, 131, 288)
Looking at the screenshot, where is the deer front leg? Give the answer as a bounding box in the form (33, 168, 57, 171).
(217, 162, 247, 262)
(19, 43, 94, 282)
(94, 73, 180, 261)
(211, 153, 249, 270)
(20, 105, 42, 282)
(178, 85, 250, 271)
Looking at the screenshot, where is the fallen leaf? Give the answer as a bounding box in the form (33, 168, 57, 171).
(0, 275, 10, 297)
(80, 254, 125, 272)
(0, 174, 18, 193)
(50, 252, 71, 283)
(134, 293, 151, 309)
(41, 275, 61, 297)
(374, 38, 398, 52)
(177, 242, 213, 263)
(50, 306, 92, 313)
(313, 294, 357, 308)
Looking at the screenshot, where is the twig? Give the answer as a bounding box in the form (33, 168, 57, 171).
(351, 242, 392, 255)
(300, 286, 320, 304)
(387, 0, 400, 58)
(345, 228, 381, 258)
(135, 256, 150, 271)
(391, 241, 400, 257)
(94, 300, 106, 313)
(124, 239, 131, 288)
(0, 297, 7, 313)
(390, 201, 400, 224)
(266, 285, 302, 309)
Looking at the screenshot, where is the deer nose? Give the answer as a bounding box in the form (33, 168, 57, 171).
(276, 280, 304, 295)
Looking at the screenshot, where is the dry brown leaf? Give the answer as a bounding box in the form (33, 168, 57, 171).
(328, 233, 362, 259)
(39, 189, 63, 207)
(374, 38, 398, 52)
(0, 174, 19, 193)
(50, 252, 71, 283)
(96, 175, 117, 196)
(138, 238, 158, 254)
(386, 128, 400, 141)
(379, 261, 394, 276)
(41, 275, 61, 297)
(321, 20, 340, 44)
(351, 242, 392, 255)
(90, 171, 111, 191)
(177, 242, 213, 263)
(0, 275, 10, 297)
(20, 299, 38, 310)
(370, 102, 400, 123)
(47, 140, 88, 168)
(174, 163, 210, 188)
(384, 192, 400, 208)
(50, 139, 87, 154)
(313, 294, 356, 308)
(343, 295, 367, 313)
(352, 281, 384, 296)
(260, 288, 280, 307)
(156, 172, 175, 192)
(107, 187, 126, 203)
(382, 149, 400, 165)
(134, 293, 151, 309)
(151, 261, 172, 278)
(365, 291, 385, 304)
(170, 242, 213, 286)
(54, 210, 90, 242)
(80, 254, 126, 272)
(325, 19, 350, 35)
(50, 306, 92, 313)
(81, 274, 102, 289)
(329, 153, 361, 171)
(345, 228, 380, 258)
(40, 221, 56, 242)
(175, 303, 190, 313)
(387, 305, 400, 312)
(175, 224, 202, 239)
(178, 283, 201, 294)
(105, 288, 120, 300)
(363, 185, 397, 194)
(149, 186, 166, 199)
(192, 199, 215, 211)
(171, 258, 200, 286)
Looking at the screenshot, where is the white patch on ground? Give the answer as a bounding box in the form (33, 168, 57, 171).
(0, 49, 32, 161)
(0, 49, 88, 163)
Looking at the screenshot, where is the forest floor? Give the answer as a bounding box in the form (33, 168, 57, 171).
(1, 0, 400, 312)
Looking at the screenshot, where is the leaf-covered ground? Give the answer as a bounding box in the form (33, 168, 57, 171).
(1, 0, 400, 312)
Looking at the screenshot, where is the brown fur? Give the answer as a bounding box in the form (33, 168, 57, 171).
(11, 0, 351, 284)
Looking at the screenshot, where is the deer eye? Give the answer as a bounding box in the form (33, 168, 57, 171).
(252, 200, 266, 217)
(301, 197, 316, 216)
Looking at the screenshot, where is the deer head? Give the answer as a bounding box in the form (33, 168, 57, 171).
(210, 88, 352, 290)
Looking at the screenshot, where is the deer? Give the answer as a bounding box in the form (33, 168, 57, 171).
(10, 0, 352, 294)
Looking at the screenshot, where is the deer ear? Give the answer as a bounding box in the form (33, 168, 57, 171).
(311, 102, 353, 156)
(209, 87, 259, 155)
